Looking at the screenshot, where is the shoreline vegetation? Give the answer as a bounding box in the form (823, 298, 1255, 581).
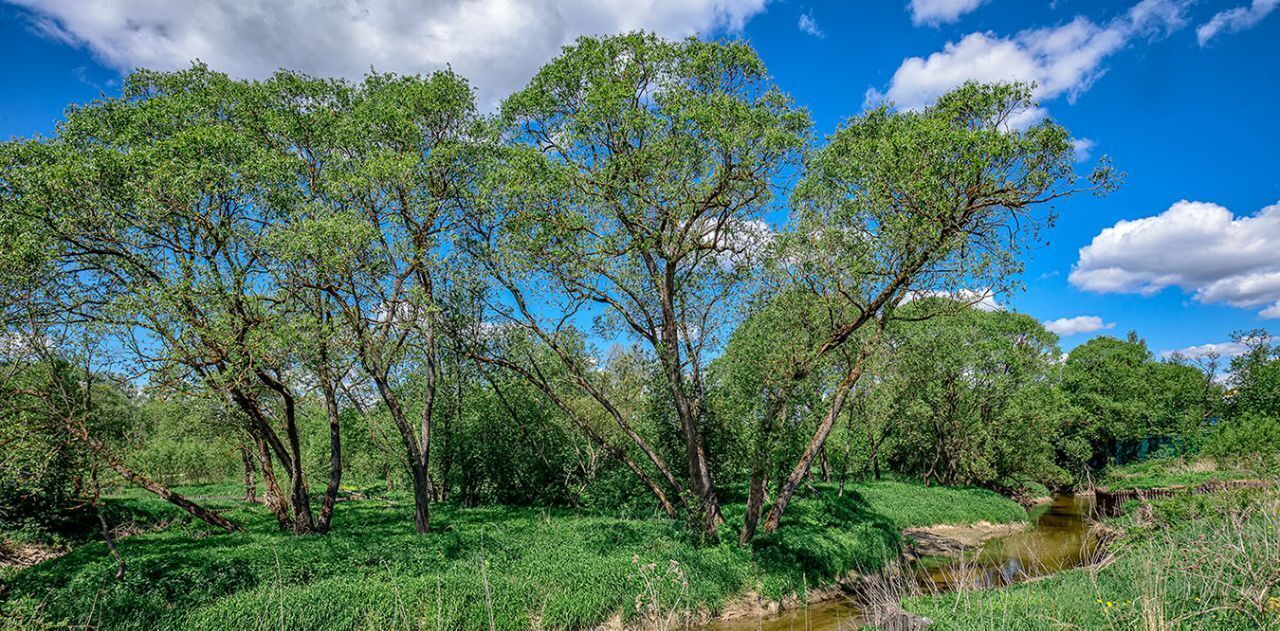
(902, 481, 1279, 630)
(5, 461, 1268, 630)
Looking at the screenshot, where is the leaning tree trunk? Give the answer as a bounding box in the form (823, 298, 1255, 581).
(254, 435, 294, 531)
(257, 371, 315, 534)
(66, 424, 241, 533)
(762, 350, 873, 535)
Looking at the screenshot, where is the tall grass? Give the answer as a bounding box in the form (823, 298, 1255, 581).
(903, 485, 1280, 630)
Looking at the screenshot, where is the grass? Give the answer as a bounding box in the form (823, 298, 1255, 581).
(1099, 456, 1256, 490)
(1, 478, 1023, 630)
(901, 484, 1280, 630)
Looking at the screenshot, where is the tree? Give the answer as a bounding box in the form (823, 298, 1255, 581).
(260, 69, 481, 534)
(473, 32, 810, 533)
(741, 81, 1113, 540)
(877, 302, 1068, 489)
(1061, 334, 1162, 467)
(0, 67, 332, 533)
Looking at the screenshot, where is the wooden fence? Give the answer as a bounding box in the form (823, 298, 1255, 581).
(1093, 479, 1272, 517)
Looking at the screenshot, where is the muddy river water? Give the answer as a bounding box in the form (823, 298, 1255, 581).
(701, 494, 1098, 630)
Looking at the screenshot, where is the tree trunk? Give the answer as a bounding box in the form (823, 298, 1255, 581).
(740, 396, 785, 545)
(255, 435, 293, 531)
(230, 389, 298, 531)
(257, 371, 314, 534)
(240, 442, 258, 503)
(68, 425, 240, 533)
(657, 263, 721, 533)
(762, 344, 875, 535)
(316, 378, 343, 534)
(370, 375, 432, 534)
(409, 462, 432, 533)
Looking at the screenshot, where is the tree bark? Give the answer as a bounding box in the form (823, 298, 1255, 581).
(316, 377, 343, 534)
(658, 263, 722, 533)
(762, 339, 878, 535)
(240, 442, 258, 503)
(740, 395, 786, 544)
(254, 435, 293, 531)
(256, 370, 314, 534)
(370, 375, 433, 533)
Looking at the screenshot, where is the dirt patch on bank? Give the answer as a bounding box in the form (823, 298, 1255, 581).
(0, 539, 68, 570)
(902, 521, 1027, 558)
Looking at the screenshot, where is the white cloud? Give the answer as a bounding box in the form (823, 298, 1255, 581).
(1042, 315, 1115, 336)
(6, 0, 769, 107)
(1197, 0, 1278, 45)
(1071, 137, 1096, 161)
(797, 11, 823, 37)
(904, 288, 1003, 311)
(1070, 199, 1280, 318)
(909, 0, 986, 26)
(1161, 341, 1249, 359)
(870, 0, 1189, 111)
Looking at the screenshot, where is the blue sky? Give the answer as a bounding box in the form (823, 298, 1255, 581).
(2, 0, 1277, 357)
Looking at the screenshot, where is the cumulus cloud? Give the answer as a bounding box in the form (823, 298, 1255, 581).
(1161, 340, 1250, 359)
(904, 288, 1003, 311)
(1197, 0, 1278, 45)
(1042, 315, 1115, 336)
(1070, 199, 1280, 318)
(869, 0, 1189, 112)
(5, 0, 769, 106)
(1071, 137, 1096, 161)
(797, 10, 823, 37)
(908, 0, 986, 26)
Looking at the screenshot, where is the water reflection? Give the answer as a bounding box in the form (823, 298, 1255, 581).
(917, 494, 1098, 592)
(700, 494, 1096, 631)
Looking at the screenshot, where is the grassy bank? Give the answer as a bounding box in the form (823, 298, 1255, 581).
(1099, 456, 1257, 490)
(1, 478, 1022, 630)
(902, 484, 1280, 630)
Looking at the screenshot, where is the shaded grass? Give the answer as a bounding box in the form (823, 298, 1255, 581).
(902, 485, 1280, 630)
(2, 480, 1023, 630)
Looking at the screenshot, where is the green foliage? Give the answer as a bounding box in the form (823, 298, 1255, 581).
(1060, 333, 1216, 474)
(876, 305, 1070, 489)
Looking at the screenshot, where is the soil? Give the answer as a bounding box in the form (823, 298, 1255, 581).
(902, 521, 1028, 559)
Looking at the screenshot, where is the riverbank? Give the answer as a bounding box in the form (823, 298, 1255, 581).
(901, 483, 1279, 630)
(0, 479, 1025, 630)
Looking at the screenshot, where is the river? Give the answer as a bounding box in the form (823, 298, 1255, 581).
(701, 494, 1098, 630)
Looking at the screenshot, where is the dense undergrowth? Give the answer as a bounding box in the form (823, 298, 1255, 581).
(1, 478, 1022, 630)
(903, 483, 1280, 630)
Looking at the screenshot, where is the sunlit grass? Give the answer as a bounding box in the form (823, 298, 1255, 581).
(902, 485, 1280, 630)
(2, 479, 1024, 630)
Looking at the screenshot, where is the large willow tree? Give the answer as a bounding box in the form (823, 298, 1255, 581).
(738, 82, 1117, 541)
(472, 33, 810, 533)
